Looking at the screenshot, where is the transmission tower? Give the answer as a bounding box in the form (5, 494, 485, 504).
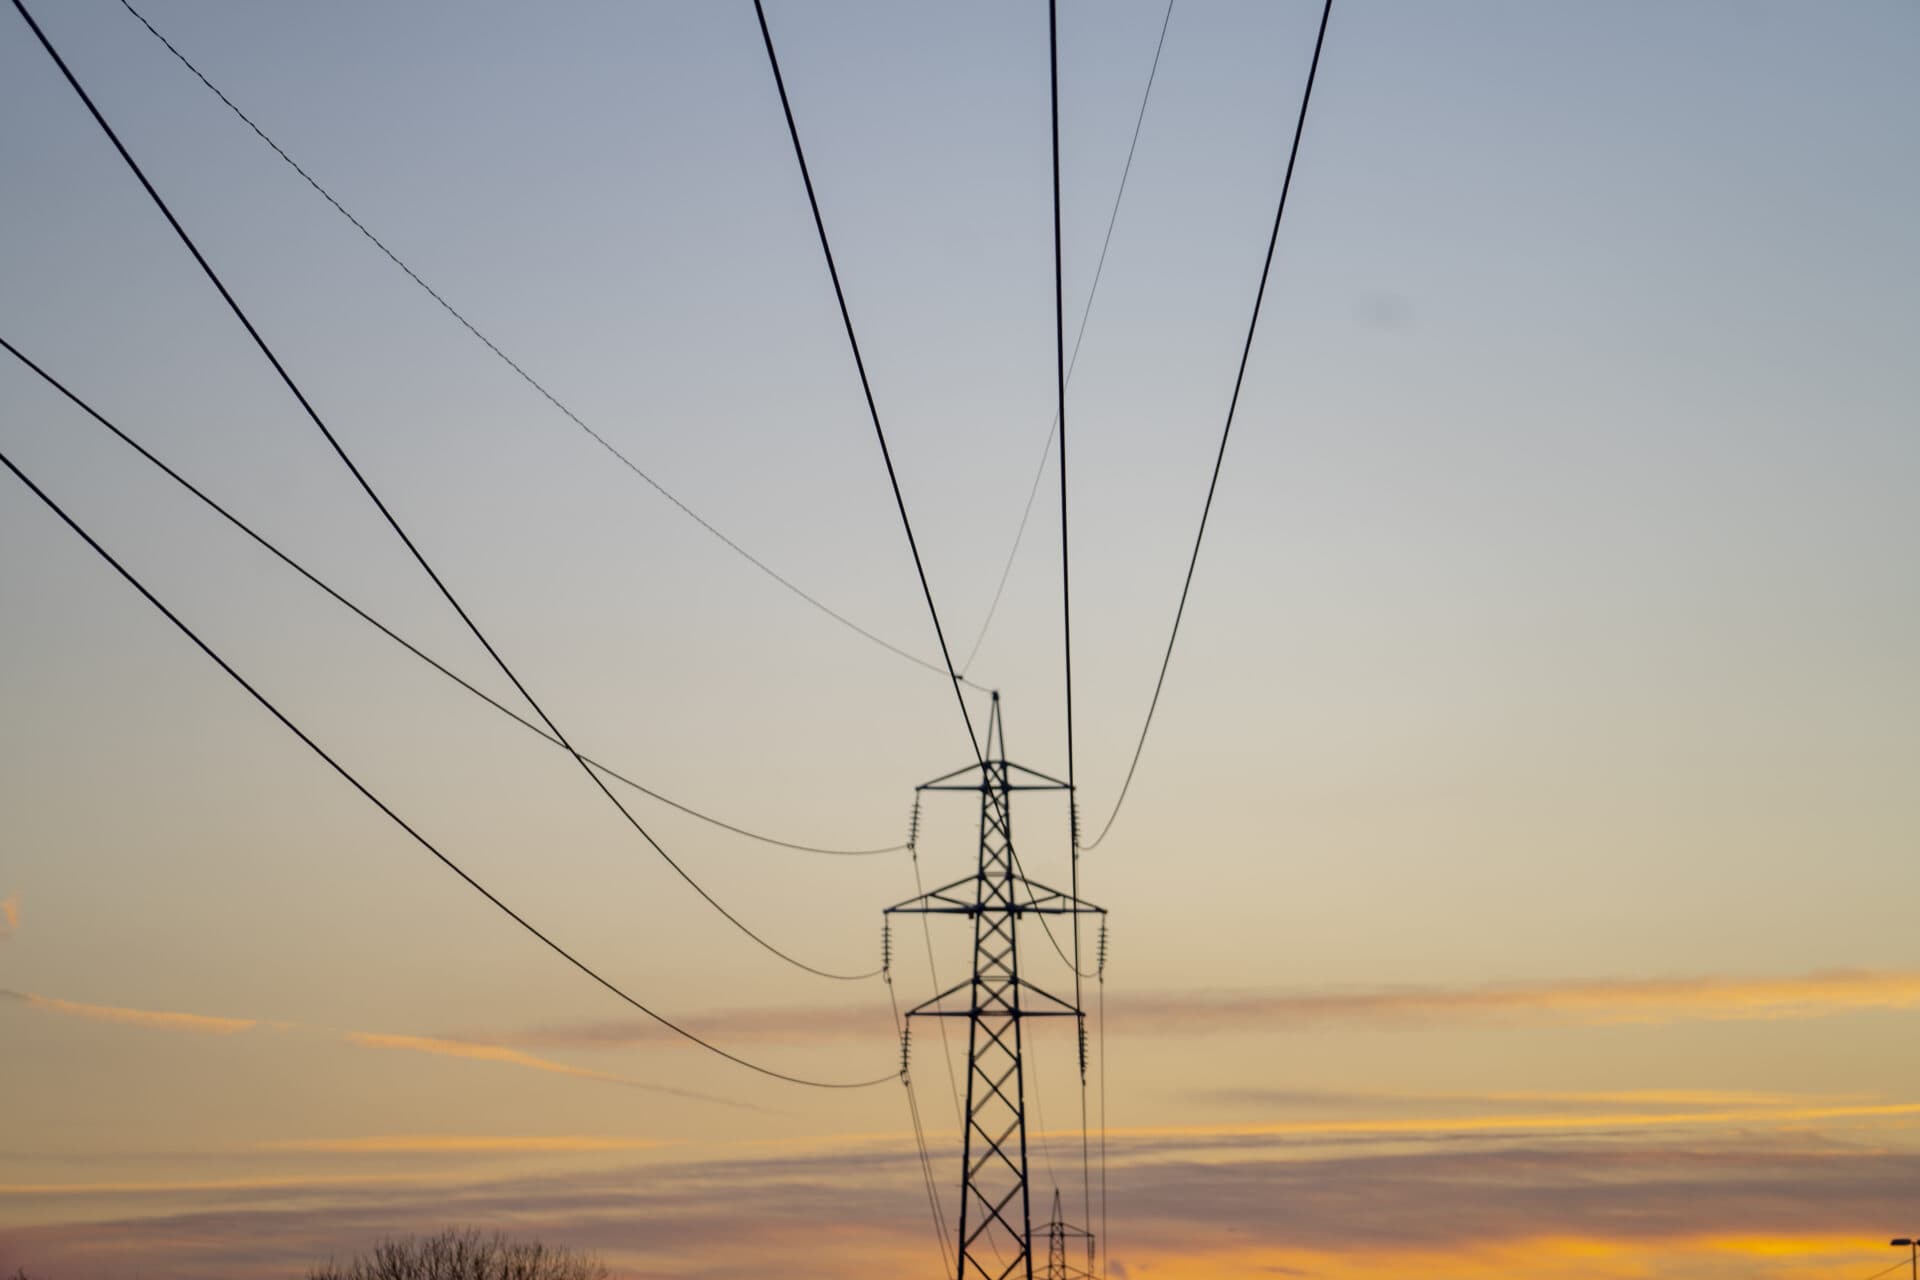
(1042, 1188, 1096, 1280)
(888, 693, 1103, 1280)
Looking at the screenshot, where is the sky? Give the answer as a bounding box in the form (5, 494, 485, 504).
(2, 0, 1918, 1277)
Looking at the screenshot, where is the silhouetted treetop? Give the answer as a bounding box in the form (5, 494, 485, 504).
(305, 1229, 608, 1280)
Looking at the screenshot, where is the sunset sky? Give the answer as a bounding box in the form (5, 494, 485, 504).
(3, 2, 1918, 1277)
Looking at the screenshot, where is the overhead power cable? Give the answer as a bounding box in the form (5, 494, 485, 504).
(1097, 951, 1109, 1280)
(0, 445, 891, 1091)
(0, 336, 901, 860)
(888, 971, 953, 1276)
(1047, 0, 1096, 1253)
(1027, 894, 1095, 980)
(1084, 0, 1334, 852)
(111, 0, 987, 696)
(1856, 1262, 1910, 1280)
(752, 23, 1014, 1243)
(751, 0, 990, 771)
(906, 801, 965, 1128)
(960, 0, 1177, 678)
(14, 0, 875, 983)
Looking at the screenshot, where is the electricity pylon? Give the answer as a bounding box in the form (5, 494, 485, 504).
(888, 693, 1103, 1280)
(1042, 1188, 1096, 1280)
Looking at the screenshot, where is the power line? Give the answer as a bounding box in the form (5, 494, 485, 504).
(1096, 950, 1109, 1280)
(1028, 892, 1096, 980)
(906, 798, 966, 1130)
(744, 12, 1052, 1221)
(751, 0, 990, 772)
(13, 0, 874, 984)
(111, 0, 986, 696)
(1026, 1008, 1062, 1191)
(0, 336, 902, 861)
(1049, 0, 1078, 870)
(753, 36, 1034, 1169)
(960, 0, 1177, 678)
(888, 977, 954, 1277)
(1048, 0, 1096, 1254)
(0, 444, 892, 1091)
(1084, 0, 1334, 852)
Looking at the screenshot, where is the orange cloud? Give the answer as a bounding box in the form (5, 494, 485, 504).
(1115, 1233, 1887, 1280)
(261, 1134, 670, 1155)
(1472, 1088, 1849, 1107)
(343, 1032, 639, 1086)
(0, 987, 256, 1035)
(1107, 968, 1920, 1033)
(1195, 1085, 1866, 1117)
(3, 988, 751, 1108)
(0, 891, 18, 936)
(1114, 1098, 1920, 1146)
(474, 1003, 889, 1050)
(340, 1032, 759, 1110)
(9, 1134, 1914, 1280)
(0, 1171, 451, 1196)
(475, 968, 1920, 1053)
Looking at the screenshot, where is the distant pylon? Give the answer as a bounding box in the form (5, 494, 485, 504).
(1042, 1187, 1096, 1280)
(889, 693, 1103, 1280)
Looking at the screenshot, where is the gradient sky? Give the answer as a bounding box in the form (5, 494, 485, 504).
(3, 1, 1918, 1277)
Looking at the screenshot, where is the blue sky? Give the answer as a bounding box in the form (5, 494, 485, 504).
(3, 2, 1918, 1276)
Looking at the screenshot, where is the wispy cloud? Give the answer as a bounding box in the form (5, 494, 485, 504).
(1111, 1099, 1920, 1146)
(1106, 969, 1920, 1031)
(340, 1034, 758, 1111)
(471, 1004, 891, 1051)
(0, 1171, 456, 1197)
(0, 988, 257, 1035)
(1192, 1085, 1864, 1114)
(260, 1135, 672, 1155)
(2, 989, 750, 1109)
(0, 891, 18, 938)
(342, 1032, 636, 1086)
(470, 968, 1920, 1053)
(8, 1130, 1919, 1279)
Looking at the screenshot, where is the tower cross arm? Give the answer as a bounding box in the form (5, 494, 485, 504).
(905, 976, 1085, 1020)
(886, 874, 980, 915)
(1013, 876, 1104, 916)
(916, 758, 1072, 792)
(1004, 761, 1071, 788)
(887, 879, 1103, 916)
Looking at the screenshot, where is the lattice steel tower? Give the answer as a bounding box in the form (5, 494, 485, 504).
(889, 694, 1103, 1279)
(1042, 1188, 1096, 1280)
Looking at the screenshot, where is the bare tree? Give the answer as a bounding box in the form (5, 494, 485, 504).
(306, 1229, 608, 1280)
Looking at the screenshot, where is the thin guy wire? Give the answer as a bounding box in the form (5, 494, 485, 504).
(0, 336, 901, 860)
(1084, 0, 1334, 852)
(1049, 1, 1095, 1251)
(754, 10, 1036, 1264)
(0, 446, 890, 1091)
(1003, 833, 1095, 979)
(751, 0, 993, 778)
(12, 0, 876, 984)
(1097, 970, 1109, 1280)
(960, 0, 1176, 678)
(903, 823, 984, 1272)
(113, 0, 985, 696)
(909, 836, 965, 1130)
(753, 47, 1017, 1228)
(1031, 903, 1096, 980)
(906, 1071, 954, 1275)
(889, 978, 954, 1275)
(1027, 1013, 1061, 1194)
